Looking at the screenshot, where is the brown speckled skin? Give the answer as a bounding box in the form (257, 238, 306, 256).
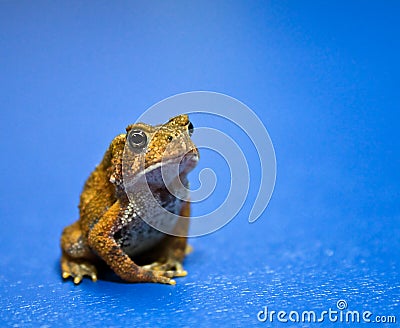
(61, 115, 198, 285)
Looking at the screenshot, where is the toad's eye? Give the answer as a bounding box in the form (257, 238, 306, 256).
(188, 121, 194, 136)
(128, 129, 148, 151)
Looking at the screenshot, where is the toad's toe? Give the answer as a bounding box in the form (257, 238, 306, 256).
(61, 255, 97, 284)
(141, 260, 187, 279)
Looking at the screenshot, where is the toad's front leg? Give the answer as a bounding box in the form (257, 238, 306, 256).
(88, 200, 176, 285)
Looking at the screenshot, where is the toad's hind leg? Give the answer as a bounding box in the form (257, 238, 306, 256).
(60, 221, 98, 284)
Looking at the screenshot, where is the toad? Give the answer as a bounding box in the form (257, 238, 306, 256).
(60, 114, 198, 285)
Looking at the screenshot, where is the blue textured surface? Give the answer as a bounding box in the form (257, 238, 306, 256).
(1, 1, 399, 327)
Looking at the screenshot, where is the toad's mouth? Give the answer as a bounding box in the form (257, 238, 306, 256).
(142, 150, 199, 187)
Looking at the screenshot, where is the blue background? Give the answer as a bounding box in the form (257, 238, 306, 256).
(1, 1, 399, 327)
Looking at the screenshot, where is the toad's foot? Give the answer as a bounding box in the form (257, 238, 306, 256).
(146, 271, 177, 285)
(61, 255, 97, 284)
(142, 260, 187, 278)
